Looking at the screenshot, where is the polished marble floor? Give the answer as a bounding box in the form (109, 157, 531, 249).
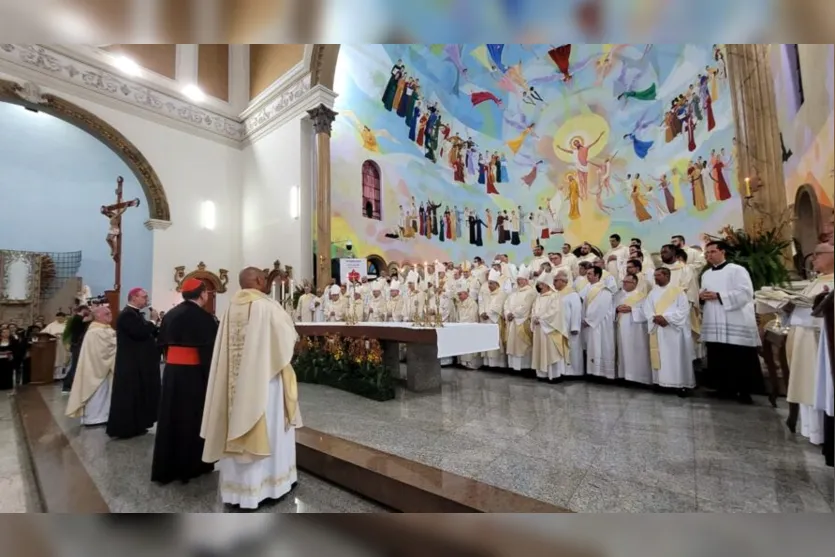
(0, 394, 36, 512)
(34, 386, 387, 513)
(297, 367, 834, 513)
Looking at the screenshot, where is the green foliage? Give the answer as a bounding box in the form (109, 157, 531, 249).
(705, 226, 792, 290)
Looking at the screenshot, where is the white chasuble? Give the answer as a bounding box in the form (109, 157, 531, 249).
(365, 295, 388, 322)
(531, 291, 569, 379)
(643, 285, 695, 388)
(700, 263, 760, 347)
(294, 293, 317, 323)
(504, 285, 537, 370)
(584, 283, 616, 379)
(386, 296, 408, 322)
(604, 244, 629, 285)
(456, 298, 483, 369)
(559, 289, 584, 376)
(347, 299, 365, 322)
(480, 289, 508, 366)
(65, 322, 116, 426)
(614, 289, 652, 385)
(201, 289, 301, 509)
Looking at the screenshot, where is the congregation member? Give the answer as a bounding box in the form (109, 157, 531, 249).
(42, 311, 69, 379)
(530, 273, 569, 381)
(202, 267, 301, 510)
(107, 287, 161, 439)
(614, 273, 652, 386)
(504, 265, 537, 371)
(61, 305, 93, 392)
(604, 234, 629, 286)
(553, 270, 584, 377)
(480, 269, 508, 367)
(699, 241, 762, 404)
(153, 278, 219, 485)
(65, 306, 116, 426)
(583, 267, 616, 380)
(456, 283, 483, 369)
(366, 282, 388, 321)
(786, 243, 834, 446)
(294, 283, 317, 322)
(644, 268, 695, 393)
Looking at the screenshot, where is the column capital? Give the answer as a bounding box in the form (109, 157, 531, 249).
(307, 104, 338, 136)
(144, 219, 172, 231)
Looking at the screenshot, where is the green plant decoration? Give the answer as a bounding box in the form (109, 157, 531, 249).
(705, 224, 792, 290)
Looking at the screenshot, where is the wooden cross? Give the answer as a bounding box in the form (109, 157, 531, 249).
(101, 176, 140, 293)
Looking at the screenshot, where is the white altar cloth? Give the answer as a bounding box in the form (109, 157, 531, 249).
(295, 322, 500, 359)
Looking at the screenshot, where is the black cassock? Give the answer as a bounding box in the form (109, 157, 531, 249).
(106, 306, 161, 439)
(152, 301, 218, 484)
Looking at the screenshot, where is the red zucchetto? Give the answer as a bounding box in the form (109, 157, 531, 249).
(181, 278, 203, 293)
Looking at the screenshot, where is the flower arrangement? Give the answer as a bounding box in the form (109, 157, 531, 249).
(292, 333, 394, 401)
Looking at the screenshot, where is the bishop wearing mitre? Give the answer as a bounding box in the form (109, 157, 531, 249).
(365, 283, 388, 321)
(347, 289, 365, 322)
(531, 272, 570, 380)
(614, 273, 652, 385)
(325, 285, 348, 321)
(583, 266, 617, 380)
(480, 268, 509, 368)
(643, 267, 695, 392)
(504, 265, 537, 371)
(455, 282, 483, 369)
(294, 283, 317, 323)
(201, 267, 301, 510)
(386, 280, 408, 322)
(786, 243, 834, 445)
(553, 270, 584, 377)
(65, 306, 116, 426)
(404, 271, 426, 321)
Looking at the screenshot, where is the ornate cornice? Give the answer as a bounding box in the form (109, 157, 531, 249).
(144, 219, 173, 231)
(242, 72, 312, 139)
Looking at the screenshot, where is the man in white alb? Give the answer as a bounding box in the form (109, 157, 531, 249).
(42, 312, 70, 379)
(480, 269, 509, 367)
(644, 267, 695, 393)
(504, 265, 538, 371)
(294, 283, 317, 322)
(530, 273, 569, 381)
(583, 266, 616, 380)
(65, 306, 116, 426)
(554, 270, 584, 377)
(455, 283, 483, 369)
(614, 273, 652, 386)
(201, 267, 301, 509)
(604, 233, 629, 286)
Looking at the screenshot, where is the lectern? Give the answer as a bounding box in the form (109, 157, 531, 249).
(30, 333, 57, 384)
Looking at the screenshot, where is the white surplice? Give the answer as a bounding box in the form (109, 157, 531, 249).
(614, 289, 652, 385)
(584, 283, 616, 379)
(558, 288, 584, 376)
(43, 320, 69, 378)
(699, 263, 760, 347)
(643, 285, 695, 388)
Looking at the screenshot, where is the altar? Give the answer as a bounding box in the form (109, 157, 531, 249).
(295, 322, 500, 392)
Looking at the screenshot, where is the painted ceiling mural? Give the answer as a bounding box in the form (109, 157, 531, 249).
(330, 44, 743, 264)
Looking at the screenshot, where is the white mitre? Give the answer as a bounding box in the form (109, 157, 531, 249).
(389, 280, 401, 292)
(329, 285, 341, 296)
(536, 271, 554, 289)
(406, 270, 419, 285)
(517, 264, 531, 281)
(455, 280, 469, 294)
(488, 268, 502, 283)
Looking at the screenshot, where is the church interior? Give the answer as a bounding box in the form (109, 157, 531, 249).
(0, 41, 833, 520)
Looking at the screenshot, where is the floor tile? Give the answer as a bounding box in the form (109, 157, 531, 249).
(569, 471, 697, 512)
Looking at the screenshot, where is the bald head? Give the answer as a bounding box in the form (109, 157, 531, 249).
(239, 266, 268, 292)
(92, 305, 112, 324)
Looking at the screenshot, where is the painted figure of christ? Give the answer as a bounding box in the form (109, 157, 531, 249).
(557, 132, 604, 199)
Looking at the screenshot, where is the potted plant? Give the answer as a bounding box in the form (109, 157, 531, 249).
(705, 223, 792, 291)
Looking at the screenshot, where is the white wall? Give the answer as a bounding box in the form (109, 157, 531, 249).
(240, 114, 315, 282)
(0, 71, 243, 314)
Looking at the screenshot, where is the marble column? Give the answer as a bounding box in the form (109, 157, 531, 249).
(307, 104, 338, 292)
(726, 44, 789, 236)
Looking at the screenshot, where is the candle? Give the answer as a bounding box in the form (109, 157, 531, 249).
(745, 177, 751, 198)
(271, 281, 276, 299)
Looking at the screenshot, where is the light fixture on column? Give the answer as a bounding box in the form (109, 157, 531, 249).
(183, 84, 205, 102)
(201, 200, 216, 230)
(290, 185, 300, 220)
(114, 55, 141, 76)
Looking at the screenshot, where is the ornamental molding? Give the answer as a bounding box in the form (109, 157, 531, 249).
(144, 219, 173, 231)
(0, 44, 327, 148)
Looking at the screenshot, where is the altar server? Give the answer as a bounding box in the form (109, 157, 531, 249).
(365, 283, 388, 321)
(42, 312, 69, 379)
(583, 266, 616, 380)
(294, 283, 317, 322)
(480, 269, 508, 367)
(530, 273, 570, 380)
(326, 285, 348, 321)
(65, 306, 115, 426)
(643, 268, 695, 391)
(699, 241, 762, 404)
(614, 273, 652, 385)
(554, 271, 584, 377)
(456, 283, 483, 369)
(787, 243, 834, 445)
(812, 289, 834, 466)
(504, 265, 538, 371)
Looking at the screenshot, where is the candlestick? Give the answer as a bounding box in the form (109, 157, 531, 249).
(745, 177, 752, 198)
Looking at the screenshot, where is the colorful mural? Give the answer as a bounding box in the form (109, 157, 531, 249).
(331, 44, 743, 264)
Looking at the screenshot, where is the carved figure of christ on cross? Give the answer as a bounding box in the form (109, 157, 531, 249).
(101, 176, 140, 291)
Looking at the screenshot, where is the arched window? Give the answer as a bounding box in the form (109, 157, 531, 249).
(361, 160, 382, 220)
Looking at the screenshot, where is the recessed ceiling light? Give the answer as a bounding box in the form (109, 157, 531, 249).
(183, 84, 205, 102)
(114, 55, 141, 76)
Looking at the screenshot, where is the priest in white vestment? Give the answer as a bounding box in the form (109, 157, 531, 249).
(699, 241, 762, 404)
(294, 283, 317, 323)
(480, 269, 509, 367)
(583, 266, 616, 379)
(347, 290, 365, 322)
(786, 244, 834, 445)
(65, 306, 116, 426)
(574, 262, 592, 293)
(661, 244, 703, 359)
(456, 284, 483, 369)
(530, 274, 569, 380)
(386, 281, 408, 322)
(325, 285, 348, 321)
(202, 267, 301, 510)
(561, 244, 579, 278)
(643, 268, 695, 390)
(42, 312, 70, 379)
(529, 243, 549, 279)
(626, 259, 651, 295)
(504, 265, 537, 371)
(593, 259, 618, 293)
(554, 271, 584, 377)
(604, 233, 630, 286)
(614, 273, 652, 385)
(312, 288, 326, 322)
(365, 283, 388, 322)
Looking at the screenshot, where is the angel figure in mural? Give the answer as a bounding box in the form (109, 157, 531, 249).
(594, 44, 628, 85)
(555, 132, 605, 200)
(648, 173, 677, 214)
(516, 154, 544, 188)
(544, 44, 598, 83)
(341, 110, 400, 152)
(504, 112, 538, 155)
(589, 150, 617, 198)
(622, 109, 657, 159)
(443, 44, 469, 97)
(634, 173, 668, 221)
(627, 174, 653, 223)
(713, 45, 727, 78)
